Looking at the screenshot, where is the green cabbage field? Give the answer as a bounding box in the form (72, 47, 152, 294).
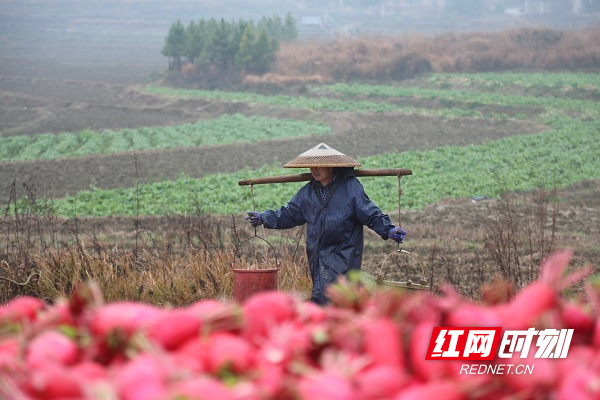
(31, 72, 600, 217)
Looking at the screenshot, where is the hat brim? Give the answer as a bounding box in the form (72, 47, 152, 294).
(284, 157, 362, 168)
(283, 143, 362, 168)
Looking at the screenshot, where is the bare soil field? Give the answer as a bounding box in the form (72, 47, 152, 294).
(1, 19, 598, 297)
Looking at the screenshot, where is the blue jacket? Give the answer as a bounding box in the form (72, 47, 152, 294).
(259, 168, 394, 304)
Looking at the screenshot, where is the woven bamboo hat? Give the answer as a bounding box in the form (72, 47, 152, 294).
(284, 143, 362, 168)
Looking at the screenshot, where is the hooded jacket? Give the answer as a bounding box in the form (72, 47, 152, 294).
(259, 168, 394, 305)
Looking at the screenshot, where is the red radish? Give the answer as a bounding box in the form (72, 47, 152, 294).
(366, 289, 437, 326)
(296, 371, 356, 400)
(557, 345, 597, 372)
(1, 296, 45, 323)
(90, 301, 164, 338)
(394, 381, 466, 400)
(116, 354, 169, 400)
(231, 381, 263, 400)
(555, 346, 599, 398)
(242, 292, 297, 340)
(318, 348, 371, 380)
(26, 330, 79, 368)
(500, 250, 592, 330)
(0, 337, 19, 368)
(446, 302, 503, 327)
(409, 322, 452, 381)
(25, 366, 85, 399)
(71, 360, 107, 382)
(562, 301, 594, 330)
(354, 365, 407, 400)
(86, 303, 162, 364)
(188, 299, 243, 333)
(185, 299, 237, 319)
(0, 251, 597, 400)
(260, 321, 312, 365)
(172, 337, 207, 373)
(69, 281, 103, 316)
(539, 250, 590, 290)
(400, 292, 442, 325)
(329, 318, 364, 354)
(34, 299, 77, 330)
(498, 281, 557, 329)
(206, 332, 255, 374)
(144, 309, 202, 350)
(361, 317, 404, 369)
(298, 301, 327, 323)
(561, 301, 595, 345)
(253, 358, 287, 399)
(363, 288, 407, 318)
(558, 370, 600, 400)
(503, 352, 558, 394)
(168, 377, 236, 400)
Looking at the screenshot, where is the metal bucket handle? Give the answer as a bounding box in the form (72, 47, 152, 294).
(377, 248, 429, 290)
(232, 183, 280, 271)
(231, 232, 280, 271)
(376, 172, 430, 290)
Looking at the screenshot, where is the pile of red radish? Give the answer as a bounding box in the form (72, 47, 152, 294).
(1, 250, 598, 399)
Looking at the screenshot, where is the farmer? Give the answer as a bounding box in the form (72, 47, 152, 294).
(245, 143, 406, 305)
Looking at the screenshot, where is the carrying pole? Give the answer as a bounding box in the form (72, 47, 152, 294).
(238, 168, 412, 186)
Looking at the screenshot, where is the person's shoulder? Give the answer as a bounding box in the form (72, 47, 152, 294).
(340, 174, 365, 194)
(334, 167, 358, 183)
(295, 181, 313, 195)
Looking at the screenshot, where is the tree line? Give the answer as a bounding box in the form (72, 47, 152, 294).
(161, 14, 298, 76)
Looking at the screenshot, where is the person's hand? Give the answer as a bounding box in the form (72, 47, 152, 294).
(246, 211, 263, 227)
(388, 227, 406, 244)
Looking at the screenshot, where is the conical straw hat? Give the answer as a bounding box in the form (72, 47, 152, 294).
(284, 143, 362, 168)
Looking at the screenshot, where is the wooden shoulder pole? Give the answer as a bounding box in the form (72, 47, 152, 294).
(238, 168, 412, 186)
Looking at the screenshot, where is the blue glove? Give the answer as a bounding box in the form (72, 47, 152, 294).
(245, 211, 263, 227)
(388, 227, 406, 244)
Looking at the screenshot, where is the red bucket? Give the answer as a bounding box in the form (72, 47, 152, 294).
(232, 266, 279, 303)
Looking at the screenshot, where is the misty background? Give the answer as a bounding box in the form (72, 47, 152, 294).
(1, 0, 599, 85)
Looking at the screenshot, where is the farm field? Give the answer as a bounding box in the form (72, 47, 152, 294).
(1, 15, 599, 303)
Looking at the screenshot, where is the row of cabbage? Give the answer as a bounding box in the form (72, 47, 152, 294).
(55, 115, 600, 216)
(5, 73, 596, 164)
(426, 72, 600, 92)
(0, 114, 331, 162)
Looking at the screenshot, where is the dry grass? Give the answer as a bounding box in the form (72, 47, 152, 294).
(0, 219, 313, 306)
(358, 182, 565, 301)
(0, 179, 577, 305)
(254, 25, 600, 87)
(0, 182, 313, 306)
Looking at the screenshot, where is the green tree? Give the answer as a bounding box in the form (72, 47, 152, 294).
(196, 18, 218, 67)
(259, 14, 282, 38)
(184, 20, 203, 64)
(235, 23, 258, 73)
(209, 19, 237, 72)
(282, 13, 298, 42)
(161, 20, 186, 71)
(236, 24, 279, 75)
(252, 29, 277, 74)
(164, 14, 291, 79)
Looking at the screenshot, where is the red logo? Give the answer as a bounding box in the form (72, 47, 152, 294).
(425, 327, 502, 360)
